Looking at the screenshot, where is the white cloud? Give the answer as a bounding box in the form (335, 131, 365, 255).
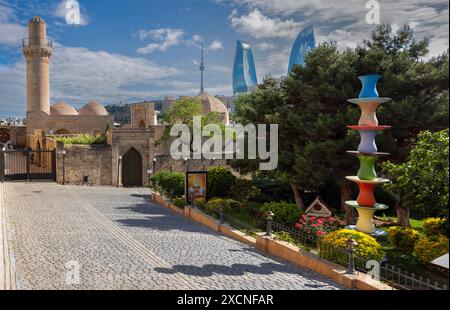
(0, 41, 184, 116)
(54, 0, 89, 26)
(257, 42, 276, 51)
(136, 28, 224, 54)
(0, 3, 26, 46)
(207, 39, 224, 51)
(227, 0, 448, 57)
(229, 8, 301, 39)
(136, 28, 185, 54)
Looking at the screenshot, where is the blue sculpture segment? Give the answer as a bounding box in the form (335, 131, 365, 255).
(288, 25, 316, 73)
(358, 74, 381, 98)
(232, 40, 258, 94)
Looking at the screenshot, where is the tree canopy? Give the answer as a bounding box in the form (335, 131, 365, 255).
(231, 24, 449, 223)
(382, 129, 449, 219)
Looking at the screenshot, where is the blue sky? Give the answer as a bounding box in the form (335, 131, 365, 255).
(0, 0, 449, 117)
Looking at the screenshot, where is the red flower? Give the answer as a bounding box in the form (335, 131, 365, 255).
(317, 230, 326, 237)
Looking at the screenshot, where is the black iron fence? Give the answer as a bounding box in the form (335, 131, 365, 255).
(197, 204, 448, 291)
(0, 149, 56, 181)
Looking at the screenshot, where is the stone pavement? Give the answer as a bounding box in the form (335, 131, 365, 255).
(3, 182, 345, 290)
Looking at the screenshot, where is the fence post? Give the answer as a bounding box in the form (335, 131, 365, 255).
(0, 147, 5, 182)
(346, 237, 358, 275)
(26, 149, 31, 182)
(265, 211, 274, 237)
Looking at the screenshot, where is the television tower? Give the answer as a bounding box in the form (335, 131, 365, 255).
(199, 44, 206, 93)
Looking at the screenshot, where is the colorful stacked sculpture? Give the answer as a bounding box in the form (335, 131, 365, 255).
(346, 74, 391, 236)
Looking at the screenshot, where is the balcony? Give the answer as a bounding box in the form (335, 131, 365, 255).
(22, 37, 53, 48)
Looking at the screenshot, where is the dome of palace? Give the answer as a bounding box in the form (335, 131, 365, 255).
(50, 102, 79, 116)
(195, 91, 230, 125)
(79, 101, 108, 116)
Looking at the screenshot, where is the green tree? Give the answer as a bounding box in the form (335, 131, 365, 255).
(159, 96, 224, 147)
(232, 25, 448, 225)
(207, 166, 236, 199)
(382, 130, 449, 223)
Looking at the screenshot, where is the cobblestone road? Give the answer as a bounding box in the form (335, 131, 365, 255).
(3, 182, 344, 290)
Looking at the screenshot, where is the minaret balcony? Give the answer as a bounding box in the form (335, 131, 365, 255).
(22, 37, 53, 49)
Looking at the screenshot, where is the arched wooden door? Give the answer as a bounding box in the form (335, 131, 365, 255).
(122, 147, 143, 187)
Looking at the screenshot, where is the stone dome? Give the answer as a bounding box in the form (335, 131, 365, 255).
(30, 16, 45, 24)
(79, 101, 108, 116)
(50, 102, 79, 116)
(195, 92, 230, 125)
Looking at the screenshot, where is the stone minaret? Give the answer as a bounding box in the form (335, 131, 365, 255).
(22, 16, 52, 134)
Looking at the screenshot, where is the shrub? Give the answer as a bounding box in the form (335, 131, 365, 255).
(150, 170, 171, 192)
(424, 217, 447, 237)
(207, 166, 236, 199)
(150, 170, 184, 200)
(205, 197, 240, 213)
(295, 215, 339, 240)
(229, 178, 260, 201)
(414, 235, 449, 264)
(172, 197, 186, 209)
(320, 229, 384, 267)
(193, 197, 207, 209)
(259, 201, 302, 226)
(55, 134, 107, 145)
(388, 226, 421, 251)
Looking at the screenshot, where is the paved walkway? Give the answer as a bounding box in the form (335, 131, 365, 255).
(2, 182, 344, 290)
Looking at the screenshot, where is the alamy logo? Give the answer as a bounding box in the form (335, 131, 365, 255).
(65, 0, 81, 25)
(365, 0, 380, 25)
(170, 116, 278, 171)
(65, 260, 81, 285)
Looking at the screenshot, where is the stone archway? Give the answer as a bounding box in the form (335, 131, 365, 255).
(55, 129, 71, 135)
(138, 120, 146, 129)
(0, 128, 10, 143)
(122, 147, 143, 187)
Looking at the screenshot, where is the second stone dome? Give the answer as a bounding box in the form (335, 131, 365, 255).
(79, 101, 108, 116)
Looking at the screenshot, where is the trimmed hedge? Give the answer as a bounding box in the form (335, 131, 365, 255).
(414, 235, 449, 264)
(150, 170, 184, 200)
(320, 229, 384, 267)
(259, 201, 302, 226)
(55, 134, 107, 145)
(424, 217, 447, 237)
(388, 226, 421, 251)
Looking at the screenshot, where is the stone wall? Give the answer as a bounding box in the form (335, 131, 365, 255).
(56, 142, 112, 185)
(6, 126, 27, 147)
(154, 154, 227, 173)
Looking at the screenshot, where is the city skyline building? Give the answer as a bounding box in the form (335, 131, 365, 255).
(232, 40, 258, 95)
(288, 25, 316, 73)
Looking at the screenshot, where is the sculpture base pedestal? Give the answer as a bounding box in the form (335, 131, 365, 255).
(345, 225, 387, 237)
(345, 201, 388, 236)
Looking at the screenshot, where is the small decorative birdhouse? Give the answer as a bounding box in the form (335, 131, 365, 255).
(305, 197, 332, 218)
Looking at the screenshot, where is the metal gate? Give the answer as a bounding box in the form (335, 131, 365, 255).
(0, 149, 56, 181)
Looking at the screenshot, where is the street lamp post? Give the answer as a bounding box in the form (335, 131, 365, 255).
(61, 150, 66, 185)
(346, 237, 358, 275)
(117, 155, 122, 188)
